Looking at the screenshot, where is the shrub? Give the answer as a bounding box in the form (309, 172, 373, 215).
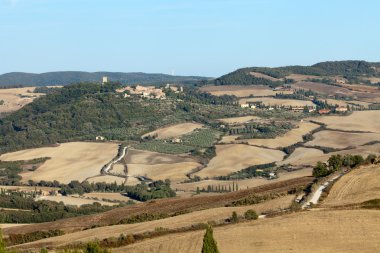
(244, 209, 258, 220)
(230, 211, 239, 223)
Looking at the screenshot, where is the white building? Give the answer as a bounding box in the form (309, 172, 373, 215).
(102, 76, 108, 84)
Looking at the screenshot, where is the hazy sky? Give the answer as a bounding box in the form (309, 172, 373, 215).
(1, 0, 379, 77)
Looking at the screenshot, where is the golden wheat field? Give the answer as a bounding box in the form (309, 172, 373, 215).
(194, 144, 285, 178)
(199, 85, 292, 97)
(0, 87, 44, 114)
(0, 142, 119, 184)
(217, 115, 260, 124)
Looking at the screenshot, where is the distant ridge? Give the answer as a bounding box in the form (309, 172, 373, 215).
(0, 71, 210, 87)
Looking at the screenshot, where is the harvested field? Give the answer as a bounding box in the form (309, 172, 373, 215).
(12, 196, 295, 250)
(87, 175, 126, 185)
(175, 168, 312, 192)
(0, 224, 31, 229)
(219, 135, 239, 143)
(125, 149, 201, 182)
(311, 111, 380, 133)
(0, 142, 119, 184)
(279, 143, 380, 167)
(305, 130, 380, 149)
(81, 192, 135, 203)
(286, 74, 323, 81)
(249, 72, 280, 81)
(214, 209, 380, 253)
(322, 164, 380, 207)
(0, 87, 44, 114)
(217, 116, 260, 124)
(240, 97, 315, 107)
(113, 231, 204, 253)
(142, 122, 203, 139)
(194, 144, 285, 178)
(199, 85, 292, 97)
(111, 164, 126, 175)
(4, 177, 313, 235)
(324, 99, 371, 108)
(36, 195, 118, 206)
(244, 121, 319, 148)
(0, 185, 59, 194)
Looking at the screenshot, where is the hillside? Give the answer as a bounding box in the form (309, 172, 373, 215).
(214, 60, 380, 86)
(0, 71, 209, 87)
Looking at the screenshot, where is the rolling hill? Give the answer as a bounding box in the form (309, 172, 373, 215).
(0, 71, 210, 87)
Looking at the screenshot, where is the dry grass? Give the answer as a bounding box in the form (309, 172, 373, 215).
(12, 196, 295, 250)
(311, 111, 380, 133)
(81, 192, 135, 202)
(199, 85, 292, 97)
(0, 224, 32, 229)
(175, 168, 312, 192)
(240, 97, 315, 107)
(249, 72, 280, 81)
(142, 122, 203, 139)
(111, 164, 126, 175)
(322, 164, 380, 207)
(36, 195, 118, 206)
(0, 185, 59, 194)
(214, 209, 380, 253)
(217, 116, 260, 124)
(0, 142, 119, 184)
(194, 144, 285, 178)
(286, 74, 323, 81)
(305, 130, 380, 149)
(0, 87, 44, 114)
(244, 121, 319, 148)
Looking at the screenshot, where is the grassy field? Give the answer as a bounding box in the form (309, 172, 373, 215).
(194, 144, 285, 178)
(214, 209, 380, 253)
(81, 192, 135, 203)
(322, 164, 380, 207)
(244, 121, 319, 148)
(36, 195, 118, 206)
(0, 142, 119, 184)
(11, 196, 295, 250)
(142, 122, 203, 139)
(305, 130, 380, 149)
(0, 87, 44, 114)
(200, 85, 293, 97)
(311, 111, 380, 133)
(240, 97, 315, 107)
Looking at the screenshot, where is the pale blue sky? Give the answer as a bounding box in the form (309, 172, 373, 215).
(1, 0, 379, 77)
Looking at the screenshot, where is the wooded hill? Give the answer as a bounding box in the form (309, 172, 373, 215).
(0, 71, 209, 87)
(214, 60, 380, 86)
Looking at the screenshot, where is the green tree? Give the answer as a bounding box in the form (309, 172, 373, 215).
(328, 154, 342, 171)
(202, 225, 220, 253)
(312, 161, 330, 178)
(244, 209, 258, 220)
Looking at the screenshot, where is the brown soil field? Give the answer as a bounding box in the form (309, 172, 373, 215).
(244, 121, 319, 148)
(311, 111, 380, 133)
(0, 87, 44, 114)
(340, 83, 380, 92)
(125, 149, 201, 182)
(199, 85, 293, 97)
(214, 209, 380, 253)
(0, 142, 119, 184)
(175, 168, 312, 192)
(322, 164, 380, 207)
(36, 195, 117, 206)
(194, 144, 285, 178)
(217, 116, 260, 124)
(360, 77, 380, 84)
(324, 98, 371, 108)
(305, 130, 380, 149)
(142, 122, 203, 139)
(0, 224, 32, 229)
(4, 177, 313, 235)
(87, 175, 126, 185)
(12, 196, 295, 250)
(240, 97, 315, 107)
(249, 72, 280, 81)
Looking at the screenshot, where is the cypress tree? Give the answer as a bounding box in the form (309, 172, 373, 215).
(202, 225, 220, 253)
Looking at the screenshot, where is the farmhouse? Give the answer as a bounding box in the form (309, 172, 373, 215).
(318, 109, 331, 114)
(95, 136, 106, 141)
(335, 106, 348, 113)
(240, 103, 249, 108)
(116, 85, 166, 99)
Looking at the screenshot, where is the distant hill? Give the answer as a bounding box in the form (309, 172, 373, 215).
(0, 71, 210, 87)
(214, 60, 380, 87)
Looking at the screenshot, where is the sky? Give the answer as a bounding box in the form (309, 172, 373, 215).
(1, 0, 380, 77)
